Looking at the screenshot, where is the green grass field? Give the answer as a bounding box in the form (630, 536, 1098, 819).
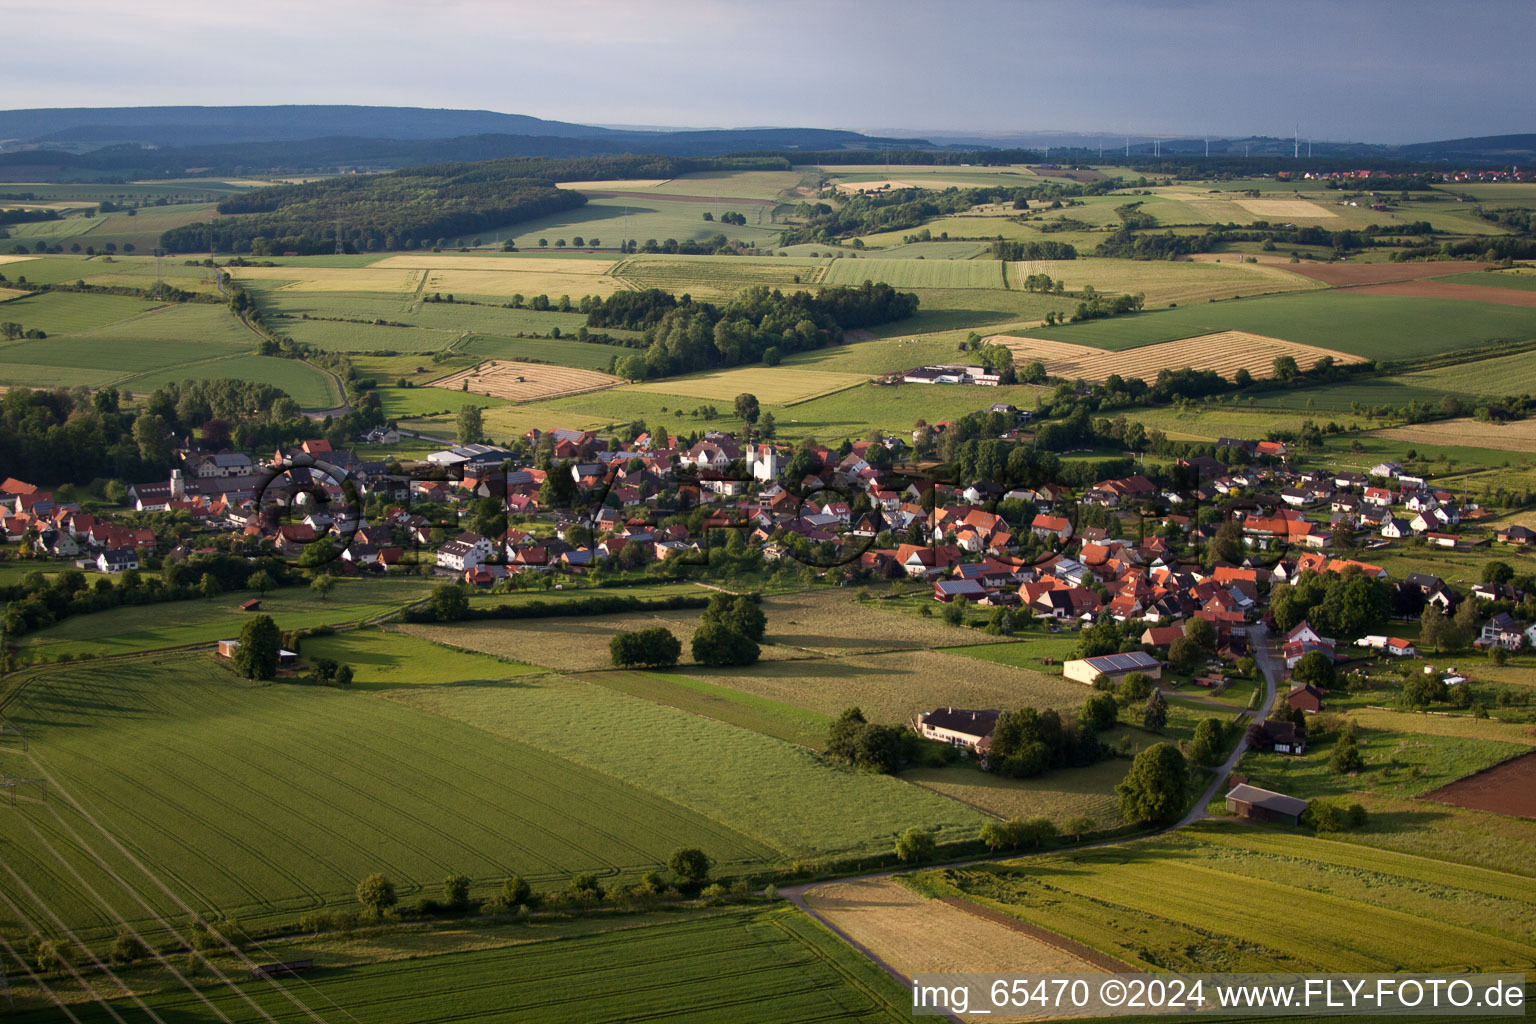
(1023, 290, 1536, 360)
(462, 332, 630, 371)
(920, 822, 1535, 972)
(495, 196, 784, 250)
(5, 906, 907, 1023)
(614, 254, 828, 297)
(0, 655, 778, 945)
(15, 578, 436, 659)
(0, 290, 160, 335)
(821, 257, 1008, 290)
(118, 353, 340, 407)
(300, 627, 542, 689)
(388, 674, 988, 858)
(1434, 269, 1536, 291)
(1242, 347, 1536, 414)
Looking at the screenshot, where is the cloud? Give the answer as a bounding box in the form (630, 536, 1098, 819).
(4, 0, 1532, 142)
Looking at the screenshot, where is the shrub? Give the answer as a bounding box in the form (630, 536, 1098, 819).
(442, 873, 471, 910)
(610, 626, 682, 667)
(668, 847, 714, 884)
(894, 826, 936, 863)
(356, 873, 398, 916)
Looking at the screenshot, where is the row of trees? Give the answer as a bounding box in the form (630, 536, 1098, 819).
(591, 283, 918, 380)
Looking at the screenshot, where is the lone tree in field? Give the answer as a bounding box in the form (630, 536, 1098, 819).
(310, 574, 336, 601)
(668, 847, 714, 884)
(1329, 733, 1365, 774)
(609, 626, 682, 668)
(1115, 742, 1189, 823)
(356, 873, 397, 917)
(457, 403, 484, 444)
(734, 392, 760, 429)
(1080, 692, 1119, 733)
(430, 582, 471, 622)
(1188, 718, 1224, 766)
(691, 595, 763, 666)
(979, 820, 1012, 852)
(500, 874, 532, 908)
(1141, 689, 1169, 732)
(232, 613, 280, 680)
(1062, 815, 1095, 842)
(247, 569, 275, 596)
(894, 827, 936, 863)
(442, 874, 471, 910)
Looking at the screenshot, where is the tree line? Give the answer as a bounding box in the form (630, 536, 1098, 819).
(585, 283, 918, 380)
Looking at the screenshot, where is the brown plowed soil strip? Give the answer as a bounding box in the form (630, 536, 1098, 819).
(1422, 750, 1536, 818)
(1277, 261, 1485, 286)
(937, 896, 1133, 972)
(1342, 280, 1536, 307)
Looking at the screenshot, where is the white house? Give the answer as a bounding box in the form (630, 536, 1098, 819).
(745, 444, 782, 482)
(914, 707, 999, 753)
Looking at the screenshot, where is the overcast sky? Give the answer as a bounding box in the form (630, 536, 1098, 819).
(5, 0, 1531, 144)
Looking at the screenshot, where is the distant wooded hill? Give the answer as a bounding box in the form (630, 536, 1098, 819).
(156, 154, 787, 255)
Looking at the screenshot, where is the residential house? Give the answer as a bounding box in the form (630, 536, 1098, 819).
(1258, 719, 1308, 755)
(1282, 621, 1335, 668)
(1286, 683, 1325, 714)
(1477, 612, 1524, 651)
(914, 707, 999, 753)
(97, 548, 139, 574)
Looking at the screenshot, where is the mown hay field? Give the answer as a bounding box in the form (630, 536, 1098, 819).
(804, 877, 1097, 982)
(430, 359, 620, 401)
(3, 655, 777, 946)
(822, 257, 1006, 290)
(1009, 256, 1323, 305)
(990, 329, 1365, 383)
(927, 823, 1536, 973)
(621, 366, 868, 404)
(423, 267, 627, 298)
(1019, 290, 1536, 360)
(399, 611, 808, 674)
(556, 177, 672, 190)
(613, 254, 828, 297)
(1373, 417, 1536, 454)
(1235, 197, 1339, 218)
(684, 648, 1085, 726)
(387, 674, 988, 858)
(225, 265, 425, 293)
(372, 254, 618, 274)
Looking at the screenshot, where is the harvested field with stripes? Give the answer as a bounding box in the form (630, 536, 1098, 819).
(429, 359, 620, 401)
(224, 265, 424, 293)
(989, 330, 1365, 383)
(1373, 417, 1536, 454)
(621, 366, 868, 405)
(803, 877, 1097, 984)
